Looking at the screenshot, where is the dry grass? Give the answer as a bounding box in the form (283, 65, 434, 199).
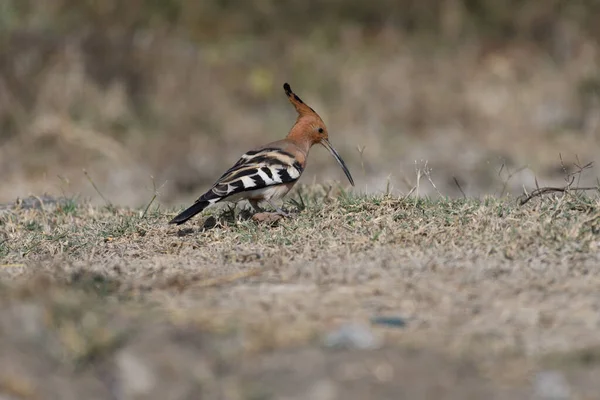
(1, 1, 600, 206)
(1, 186, 600, 398)
(2, 2, 600, 398)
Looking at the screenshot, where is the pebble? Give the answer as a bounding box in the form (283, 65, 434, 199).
(370, 316, 407, 328)
(116, 351, 156, 397)
(307, 380, 338, 400)
(533, 370, 571, 400)
(323, 323, 381, 350)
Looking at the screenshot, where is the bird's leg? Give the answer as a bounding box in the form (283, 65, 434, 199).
(248, 199, 264, 213)
(266, 199, 290, 217)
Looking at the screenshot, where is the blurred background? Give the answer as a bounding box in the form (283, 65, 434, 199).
(0, 0, 599, 207)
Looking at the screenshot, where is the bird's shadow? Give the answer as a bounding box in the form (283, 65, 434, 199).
(171, 204, 298, 236)
(172, 214, 234, 237)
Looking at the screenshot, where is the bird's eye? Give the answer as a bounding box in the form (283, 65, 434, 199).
(318, 128, 324, 134)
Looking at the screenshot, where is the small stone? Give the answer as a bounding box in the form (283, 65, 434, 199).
(12, 303, 44, 340)
(533, 370, 571, 400)
(370, 316, 407, 328)
(307, 380, 338, 400)
(116, 351, 156, 397)
(323, 323, 381, 350)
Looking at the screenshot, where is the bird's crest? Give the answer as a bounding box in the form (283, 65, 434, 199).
(283, 83, 317, 118)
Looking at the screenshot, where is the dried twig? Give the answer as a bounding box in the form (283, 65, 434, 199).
(517, 185, 598, 205)
(402, 186, 416, 200)
(517, 156, 597, 205)
(559, 153, 593, 182)
(573, 155, 593, 193)
(422, 160, 443, 197)
(453, 176, 466, 199)
(356, 145, 367, 175)
(517, 174, 597, 206)
(83, 169, 112, 207)
(414, 160, 423, 198)
(497, 162, 528, 197)
(385, 174, 393, 196)
(141, 176, 166, 219)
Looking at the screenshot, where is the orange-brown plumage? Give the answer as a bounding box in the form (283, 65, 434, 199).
(169, 82, 354, 225)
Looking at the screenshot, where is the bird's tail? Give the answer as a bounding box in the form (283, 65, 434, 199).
(169, 199, 211, 225)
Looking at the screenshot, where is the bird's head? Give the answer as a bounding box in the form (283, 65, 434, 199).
(283, 82, 354, 186)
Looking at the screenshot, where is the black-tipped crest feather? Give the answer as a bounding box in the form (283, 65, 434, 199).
(283, 82, 292, 94)
(283, 82, 315, 114)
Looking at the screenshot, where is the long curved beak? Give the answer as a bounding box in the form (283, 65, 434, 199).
(321, 139, 355, 186)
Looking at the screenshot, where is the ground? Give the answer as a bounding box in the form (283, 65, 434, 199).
(2, 2, 600, 398)
(1, 187, 599, 399)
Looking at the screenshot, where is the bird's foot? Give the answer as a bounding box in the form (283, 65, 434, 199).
(248, 199, 264, 213)
(267, 200, 291, 217)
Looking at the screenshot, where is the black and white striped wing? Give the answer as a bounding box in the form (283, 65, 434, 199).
(200, 148, 303, 205)
(169, 148, 303, 225)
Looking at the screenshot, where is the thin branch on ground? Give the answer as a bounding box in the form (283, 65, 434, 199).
(517, 184, 598, 205)
(517, 168, 598, 206)
(515, 155, 596, 205)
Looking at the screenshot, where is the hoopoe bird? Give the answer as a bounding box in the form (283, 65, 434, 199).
(169, 82, 354, 225)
